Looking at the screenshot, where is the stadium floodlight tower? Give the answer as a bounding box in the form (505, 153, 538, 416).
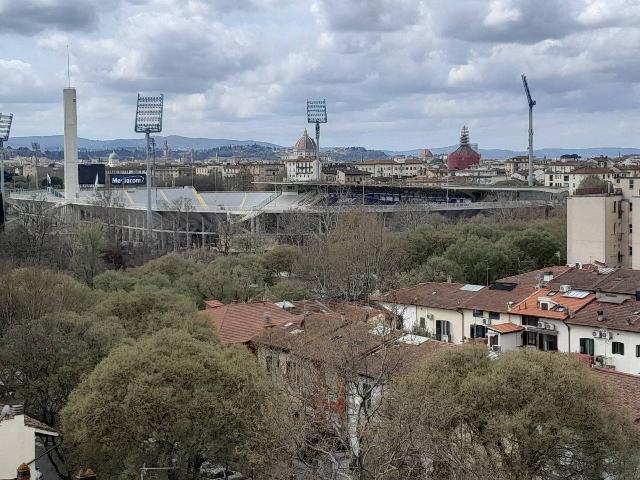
(0, 113, 13, 206)
(307, 99, 327, 181)
(521, 74, 536, 187)
(134, 93, 163, 241)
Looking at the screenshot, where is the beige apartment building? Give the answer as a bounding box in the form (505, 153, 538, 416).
(567, 176, 640, 268)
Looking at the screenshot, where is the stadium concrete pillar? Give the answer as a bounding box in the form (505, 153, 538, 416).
(201, 216, 205, 249)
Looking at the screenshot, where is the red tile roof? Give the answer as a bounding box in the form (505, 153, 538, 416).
(375, 282, 481, 310)
(591, 368, 640, 421)
(488, 323, 523, 334)
(567, 298, 640, 333)
(512, 288, 595, 320)
(24, 415, 58, 434)
(204, 299, 225, 309)
(203, 301, 302, 344)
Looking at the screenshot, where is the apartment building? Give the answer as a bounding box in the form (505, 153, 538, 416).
(545, 166, 614, 194)
(377, 265, 640, 376)
(356, 158, 426, 178)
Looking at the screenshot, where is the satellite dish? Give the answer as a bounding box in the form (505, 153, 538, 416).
(0, 404, 11, 419)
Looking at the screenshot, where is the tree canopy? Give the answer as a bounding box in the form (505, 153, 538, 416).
(62, 329, 274, 479)
(380, 346, 640, 479)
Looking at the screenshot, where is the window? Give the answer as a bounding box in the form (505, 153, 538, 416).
(614, 202, 617, 213)
(579, 338, 594, 357)
(489, 311, 500, 321)
(419, 317, 426, 329)
(631, 179, 635, 189)
(631, 202, 634, 212)
(612, 341, 625, 355)
(630, 246, 633, 257)
(470, 324, 487, 339)
(631, 224, 633, 234)
(636, 345, 640, 358)
(435, 320, 451, 341)
(523, 316, 538, 326)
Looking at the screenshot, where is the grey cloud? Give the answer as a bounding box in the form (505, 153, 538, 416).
(0, 0, 97, 34)
(314, 0, 422, 33)
(433, 0, 584, 44)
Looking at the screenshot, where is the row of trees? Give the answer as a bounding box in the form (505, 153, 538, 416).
(2, 265, 637, 479)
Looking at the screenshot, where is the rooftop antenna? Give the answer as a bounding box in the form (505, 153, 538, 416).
(134, 93, 164, 241)
(521, 74, 536, 187)
(307, 99, 327, 181)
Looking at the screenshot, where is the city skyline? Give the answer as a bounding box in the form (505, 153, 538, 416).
(2, 0, 640, 150)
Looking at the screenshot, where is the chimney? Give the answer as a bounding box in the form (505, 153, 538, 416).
(597, 310, 605, 322)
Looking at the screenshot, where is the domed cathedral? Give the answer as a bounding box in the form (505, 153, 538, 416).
(107, 151, 119, 167)
(294, 128, 317, 158)
(283, 129, 325, 182)
(447, 126, 481, 171)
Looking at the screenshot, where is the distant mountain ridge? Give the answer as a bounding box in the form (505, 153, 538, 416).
(6, 135, 281, 150)
(6, 135, 640, 160)
(387, 146, 640, 160)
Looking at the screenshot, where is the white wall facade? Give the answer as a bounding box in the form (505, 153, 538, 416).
(0, 415, 37, 479)
(569, 325, 640, 375)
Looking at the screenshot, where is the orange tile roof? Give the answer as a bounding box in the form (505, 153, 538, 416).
(204, 299, 225, 309)
(512, 288, 595, 320)
(203, 301, 302, 344)
(488, 323, 523, 334)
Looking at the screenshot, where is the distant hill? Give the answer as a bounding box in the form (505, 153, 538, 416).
(7, 134, 640, 160)
(387, 146, 640, 160)
(6, 135, 281, 151)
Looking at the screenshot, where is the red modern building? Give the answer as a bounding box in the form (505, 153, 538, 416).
(447, 126, 481, 171)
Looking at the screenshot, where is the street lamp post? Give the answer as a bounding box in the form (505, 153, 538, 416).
(134, 94, 164, 242)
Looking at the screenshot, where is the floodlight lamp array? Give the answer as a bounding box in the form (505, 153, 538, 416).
(135, 94, 164, 133)
(307, 99, 327, 123)
(0, 113, 13, 142)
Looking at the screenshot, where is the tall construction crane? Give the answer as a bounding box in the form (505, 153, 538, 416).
(521, 74, 536, 186)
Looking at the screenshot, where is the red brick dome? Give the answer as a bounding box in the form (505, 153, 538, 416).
(448, 126, 481, 171)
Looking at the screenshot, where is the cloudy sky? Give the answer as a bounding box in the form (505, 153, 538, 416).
(2, 0, 640, 150)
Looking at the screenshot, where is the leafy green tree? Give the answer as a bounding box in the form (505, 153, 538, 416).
(0, 311, 124, 427)
(62, 329, 274, 479)
(262, 244, 302, 278)
(71, 222, 106, 286)
(0, 268, 95, 335)
(404, 227, 458, 267)
(265, 279, 311, 301)
(501, 228, 562, 271)
(382, 346, 640, 480)
(92, 286, 196, 338)
(193, 255, 267, 303)
(445, 235, 515, 285)
(93, 269, 138, 292)
(401, 256, 465, 285)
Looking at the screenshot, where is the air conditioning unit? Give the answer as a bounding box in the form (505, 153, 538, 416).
(537, 321, 546, 329)
(482, 318, 491, 325)
(560, 285, 571, 293)
(426, 313, 434, 320)
(545, 322, 552, 330)
(490, 345, 501, 353)
(441, 334, 450, 343)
